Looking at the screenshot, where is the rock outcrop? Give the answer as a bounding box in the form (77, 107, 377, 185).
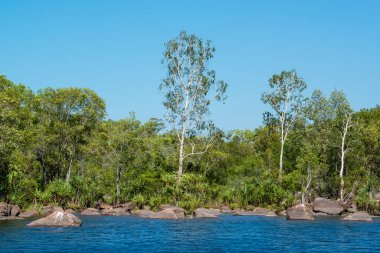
(0, 202, 8, 216)
(266, 211, 277, 217)
(0, 203, 20, 217)
(286, 204, 314, 220)
(19, 210, 38, 218)
(313, 198, 343, 215)
(343, 212, 372, 222)
(102, 207, 130, 216)
(234, 207, 276, 216)
(27, 211, 82, 227)
(81, 208, 101, 216)
(131, 209, 155, 218)
(194, 208, 219, 218)
(150, 209, 181, 219)
(10, 205, 20, 216)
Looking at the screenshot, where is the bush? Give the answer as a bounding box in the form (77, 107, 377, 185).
(36, 179, 74, 207)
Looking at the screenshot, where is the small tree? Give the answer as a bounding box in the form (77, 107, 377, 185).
(160, 31, 227, 178)
(329, 90, 354, 201)
(261, 70, 306, 182)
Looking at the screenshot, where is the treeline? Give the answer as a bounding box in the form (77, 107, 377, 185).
(0, 32, 379, 214)
(0, 74, 379, 213)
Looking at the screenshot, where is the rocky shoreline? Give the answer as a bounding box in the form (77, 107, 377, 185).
(0, 197, 377, 227)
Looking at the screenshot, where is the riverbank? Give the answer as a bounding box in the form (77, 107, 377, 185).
(1, 197, 378, 224)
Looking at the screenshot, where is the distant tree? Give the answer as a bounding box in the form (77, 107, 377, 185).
(307, 89, 355, 200)
(160, 31, 227, 178)
(329, 90, 354, 201)
(261, 70, 306, 182)
(36, 87, 105, 184)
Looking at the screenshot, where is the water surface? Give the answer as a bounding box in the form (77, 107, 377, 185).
(1, 215, 379, 252)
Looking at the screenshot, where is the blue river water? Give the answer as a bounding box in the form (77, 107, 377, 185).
(1, 215, 379, 252)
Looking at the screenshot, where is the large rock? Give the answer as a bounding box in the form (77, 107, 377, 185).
(0, 203, 21, 217)
(19, 210, 38, 218)
(343, 212, 372, 222)
(102, 207, 130, 216)
(150, 209, 183, 219)
(131, 209, 155, 218)
(278, 210, 287, 216)
(0, 202, 11, 216)
(194, 208, 219, 218)
(252, 207, 271, 216)
(266, 211, 277, 217)
(10, 205, 20, 216)
(159, 205, 185, 218)
(27, 211, 81, 227)
(81, 208, 101, 216)
(346, 203, 358, 213)
(313, 198, 343, 215)
(286, 204, 314, 220)
(234, 207, 276, 216)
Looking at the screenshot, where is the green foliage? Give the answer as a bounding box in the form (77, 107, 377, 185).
(0, 71, 379, 213)
(37, 180, 74, 207)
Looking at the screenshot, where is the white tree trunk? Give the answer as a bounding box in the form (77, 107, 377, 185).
(339, 115, 351, 201)
(116, 165, 121, 205)
(65, 158, 72, 183)
(178, 91, 189, 178)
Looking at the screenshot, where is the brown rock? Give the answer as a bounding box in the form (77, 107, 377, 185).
(313, 198, 343, 215)
(278, 210, 287, 216)
(159, 205, 185, 218)
(19, 210, 38, 218)
(81, 208, 101, 216)
(266, 211, 277, 217)
(150, 209, 184, 219)
(0, 202, 10, 216)
(343, 212, 372, 222)
(102, 207, 130, 216)
(286, 204, 314, 220)
(10, 205, 20, 216)
(194, 208, 218, 218)
(65, 209, 76, 214)
(27, 211, 81, 227)
(252, 207, 271, 216)
(346, 203, 358, 213)
(131, 209, 155, 218)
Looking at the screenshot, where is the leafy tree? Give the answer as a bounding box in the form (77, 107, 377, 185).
(160, 31, 228, 178)
(35, 87, 105, 184)
(261, 70, 307, 181)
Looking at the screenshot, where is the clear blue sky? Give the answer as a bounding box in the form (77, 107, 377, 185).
(1, 0, 379, 130)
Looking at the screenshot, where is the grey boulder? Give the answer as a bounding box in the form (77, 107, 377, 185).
(27, 211, 81, 227)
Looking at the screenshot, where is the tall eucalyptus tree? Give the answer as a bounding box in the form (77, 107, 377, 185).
(160, 31, 227, 178)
